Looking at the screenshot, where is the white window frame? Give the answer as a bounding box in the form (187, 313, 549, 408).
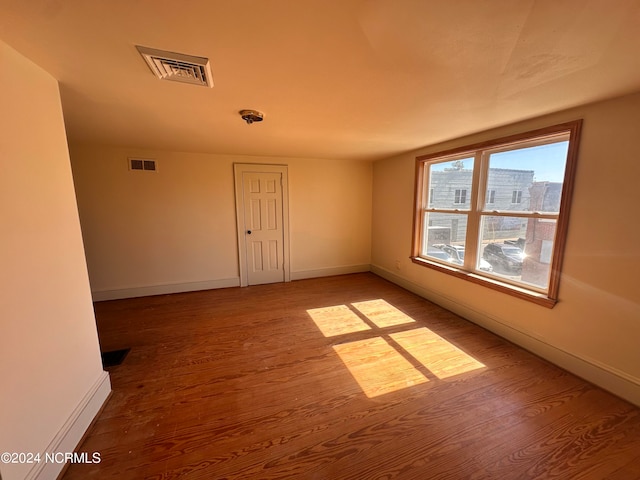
(411, 120, 582, 308)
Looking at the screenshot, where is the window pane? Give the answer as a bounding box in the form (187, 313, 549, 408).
(521, 219, 557, 288)
(480, 216, 557, 289)
(485, 141, 569, 213)
(428, 157, 474, 210)
(422, 212, 467, 266)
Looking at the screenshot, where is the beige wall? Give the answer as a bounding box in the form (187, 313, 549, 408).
(0, 42, 109, 480)
(69, 146, 372, 299)
(372, 92, 640, 405)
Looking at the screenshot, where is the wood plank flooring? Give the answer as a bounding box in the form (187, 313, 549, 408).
(62, 273, 640, 479)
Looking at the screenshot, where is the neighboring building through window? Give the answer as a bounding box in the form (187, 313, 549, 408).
(411, 121, 582, 307)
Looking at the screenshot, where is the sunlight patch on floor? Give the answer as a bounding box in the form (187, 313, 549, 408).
(308, 299, 486, 398)
(351, 299, 415, 328)
(332, 337, 428, 397)
(390, 328, 485, 379)
(307, 305, 371, 337)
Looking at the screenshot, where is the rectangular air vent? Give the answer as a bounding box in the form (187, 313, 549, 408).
(129, 158, 157, 172)
(136, 45, 213, 87)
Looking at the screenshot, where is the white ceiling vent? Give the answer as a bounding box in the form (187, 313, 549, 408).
(136, 46, 213, 87)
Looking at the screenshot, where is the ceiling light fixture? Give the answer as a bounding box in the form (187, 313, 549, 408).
(239, 110, 264, 124)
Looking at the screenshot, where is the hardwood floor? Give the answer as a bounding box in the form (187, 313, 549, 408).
(62, 273, 640, 479)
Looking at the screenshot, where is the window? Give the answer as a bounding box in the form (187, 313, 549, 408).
(511, 190, 522, 204)
(411, 121, 582, 307)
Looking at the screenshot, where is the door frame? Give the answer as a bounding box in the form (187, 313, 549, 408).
(233, 163, 291, 287)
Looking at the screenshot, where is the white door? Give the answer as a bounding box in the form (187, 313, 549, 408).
(234, 164, 290, 286)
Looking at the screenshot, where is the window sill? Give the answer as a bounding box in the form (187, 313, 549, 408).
(409, 256, 557, 308)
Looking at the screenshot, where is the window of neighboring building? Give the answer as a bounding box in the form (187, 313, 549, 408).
(511, 190, 522, 204)
(454, 189, 467, 204)
(411, 120, 582, 307)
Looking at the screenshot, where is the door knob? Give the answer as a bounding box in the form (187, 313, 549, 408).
(247, 230, 252, 234)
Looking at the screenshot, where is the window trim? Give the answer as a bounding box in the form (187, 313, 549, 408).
(411, 120, 582, 308)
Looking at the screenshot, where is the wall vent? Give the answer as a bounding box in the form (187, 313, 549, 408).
(129, 158, 157, 172)
(136, 45, 213, 87)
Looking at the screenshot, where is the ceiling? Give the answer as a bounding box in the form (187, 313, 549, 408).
(1, 0, 639, 161)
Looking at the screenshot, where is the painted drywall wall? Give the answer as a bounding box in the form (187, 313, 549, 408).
(0, 42, 109, 480)
(289, 157, 372, 275)
(69, 146, 372, 299)
(371, 92, 640, 405)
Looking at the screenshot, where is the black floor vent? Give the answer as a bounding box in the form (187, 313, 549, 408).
(101, 348, 130, 368)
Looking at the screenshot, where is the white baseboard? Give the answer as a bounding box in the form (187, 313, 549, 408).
(91, 268, 374, 301)
(291, 264, 371, 281)
(92, 277, 240, 301)
(371, 264, 640, 407)
(26, 371, 111, 480)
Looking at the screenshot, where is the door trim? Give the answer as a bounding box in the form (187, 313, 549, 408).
(234, 163, 290, 287)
